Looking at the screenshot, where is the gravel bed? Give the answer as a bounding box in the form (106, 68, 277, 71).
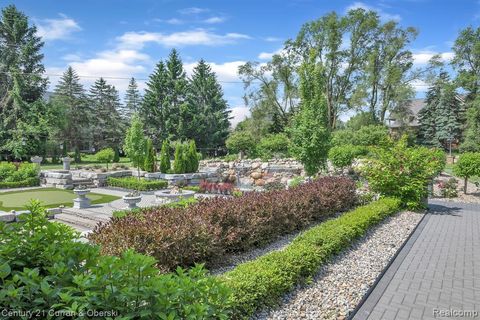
(253, 210, 423, 320)
(432, 173, 480, 204)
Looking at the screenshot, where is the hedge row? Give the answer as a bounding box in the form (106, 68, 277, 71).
(0, 200, 230, 319)
(0, 177, 40, 189)
(90, 176, 357, 272)
(106, 176, 167, 191)
(221, 197, 402, 318)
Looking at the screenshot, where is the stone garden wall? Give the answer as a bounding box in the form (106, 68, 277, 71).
(199, 158, 304, 187)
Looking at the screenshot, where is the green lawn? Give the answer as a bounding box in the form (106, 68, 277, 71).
(0, 188, 120, 211)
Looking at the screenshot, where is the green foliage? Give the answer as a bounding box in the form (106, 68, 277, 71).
(222, 198, 401, 318)
(143, 138, 156, 173)
(332, 125, 391, 148)
(438, 178, 458, 198)
(95, 148, 115, 170)
(159, 140, 171, 173)
(360, 136, 445, 209)
(453, 152, 480, 193)
(328, 145, 368, 170)
(460, 97, 480, 152)
(0, 200, 231, 318)
(0, 177, 40, 189)
(185, 140, 200, 173)
(257, 133, 290, 159)
(226, 131, 257, 157)
(124, 114, 147, 173)
(113, 146, 120, 162)
(173, 143, 187, 174)
(0, 162, 39, 186)
(345, 112, 379, 130)
(107, 176, 167, 191)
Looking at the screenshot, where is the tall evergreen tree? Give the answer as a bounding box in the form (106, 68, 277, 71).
(165, 49, 189, 141)
(418, 72, 465, 149)
(187, 60, 231, 149)
(51, 67, 90, 161)
(141, 61, 169, 145)
(0, 5, 49, 159)
(89, 78, 125, 151)
(124, 77, 141, 120)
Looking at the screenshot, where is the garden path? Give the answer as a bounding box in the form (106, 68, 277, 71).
(353, 200, 480, 320)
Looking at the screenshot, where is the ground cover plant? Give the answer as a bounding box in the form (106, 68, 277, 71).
(0, 200, 231, 319)
(106, 176, 167, 191)
(90, 176, 357, 272)
(0, 188, 120, 211)
(221, 197, 402, 318)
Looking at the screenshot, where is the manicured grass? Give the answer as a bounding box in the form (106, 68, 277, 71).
(0, 188, 120, 211)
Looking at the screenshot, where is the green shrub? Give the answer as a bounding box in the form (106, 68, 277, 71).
(0, 177, 40, 189)
(0, 200, 231, 319)
(0, 162, 16, 180)
(226, 131, 257, 157)
(173, 143, 187, 174)
(453, 152, 480, 194)
(258, 133, 290, 159)
(143, 138, 156, 173)
(159, 140, 171, 173)
(222, 198, 401, 318)
(328, 145, 368, 170)
(113, 146, 120, 162)
(107, 176, 167, 191)
(186, 140, 200, 173)
(95, 148, 115, 170)
(360, 136, 445, 209)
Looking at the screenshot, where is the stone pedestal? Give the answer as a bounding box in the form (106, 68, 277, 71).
(123, 196, 142, 209)
(31, 156, 43, 166)
(73, 189, 91, 209)
(62, 157, 73, 171)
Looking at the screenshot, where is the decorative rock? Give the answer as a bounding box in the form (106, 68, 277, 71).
(255, 179, 265, 186)
(0, 211, 15, 222)
(252, 162, 262, 170)
(251, 172, 263, 179)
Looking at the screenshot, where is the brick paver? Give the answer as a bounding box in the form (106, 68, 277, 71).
(354, 200, 480, 320)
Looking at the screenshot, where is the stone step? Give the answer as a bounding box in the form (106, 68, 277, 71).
(61, 209, 111, 224)
(54, 213, 99, 229)
(52, 218, 91, 232)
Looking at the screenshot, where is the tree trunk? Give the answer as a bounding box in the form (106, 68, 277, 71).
(464, 177, 468, 194)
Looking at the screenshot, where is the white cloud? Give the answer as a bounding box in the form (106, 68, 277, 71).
(411, 79, 429, 92)
(178, 7, 209, 15)
(62, 53, 82, 61)
(229, 106, 250, 127)
(258, 48, 283, 60)
(36, 14, 81, 41)
(118, 29, 251, 48)
(184, 60, 245, 82)
(165, 18, 184, 25)
(412, 50, 454, 65)
(264, 37, 282, 42)
(346, 2, 401, 21)
(203, 16, 226, 24)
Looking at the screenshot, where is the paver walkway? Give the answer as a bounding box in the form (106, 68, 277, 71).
(353, 200, 480, 320)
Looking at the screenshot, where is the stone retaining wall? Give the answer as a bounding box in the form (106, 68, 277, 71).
(199, 158, 304, 187)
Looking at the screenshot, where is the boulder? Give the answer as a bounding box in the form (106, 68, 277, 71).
(250, 171, 263, 179)
(255, 179, 265, 186)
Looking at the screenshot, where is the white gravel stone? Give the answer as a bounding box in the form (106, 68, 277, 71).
(253, 210, 422, 320)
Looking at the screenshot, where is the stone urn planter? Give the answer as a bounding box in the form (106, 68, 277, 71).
(154, 187, 195, 204)
(123, 192, 142, 209)
(73, 188, 91, 209)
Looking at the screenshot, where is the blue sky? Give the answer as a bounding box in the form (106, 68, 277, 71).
(9, 0, 480, 125)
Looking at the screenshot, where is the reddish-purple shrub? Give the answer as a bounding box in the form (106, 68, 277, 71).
(89, 176, 357, 272)
(199, 180, 234, 195)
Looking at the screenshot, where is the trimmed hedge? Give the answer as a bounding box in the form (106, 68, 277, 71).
(90, 176, 357, 272)
(0, 177, 40, 189)
(221, 197, 402, 318)
(106, 176, 167, 191)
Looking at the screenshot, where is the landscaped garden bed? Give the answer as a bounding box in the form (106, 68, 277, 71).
(106, 176, 168, 191)
(89, 176, 357, 272)
(0, 188, 120, 211)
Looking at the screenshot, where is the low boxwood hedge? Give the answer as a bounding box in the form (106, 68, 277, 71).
(106, 176, 167, 191)
(0, 177, 40, 189)
(221, 197, 402, 318)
